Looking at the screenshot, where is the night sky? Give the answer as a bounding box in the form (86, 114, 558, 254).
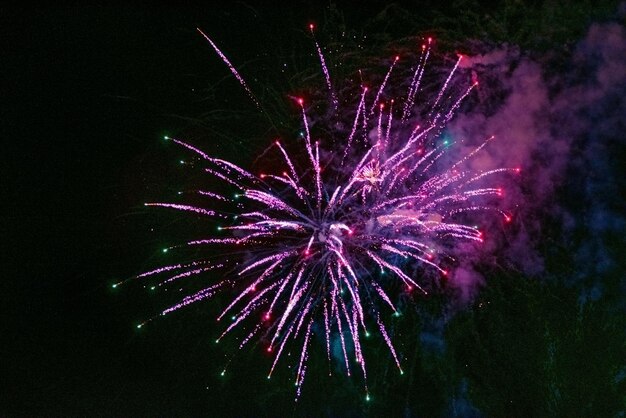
(3, 2, 625, 417)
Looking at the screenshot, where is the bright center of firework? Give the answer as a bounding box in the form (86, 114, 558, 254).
(318, 222, 353, 245)
(357, 160, 382, 186)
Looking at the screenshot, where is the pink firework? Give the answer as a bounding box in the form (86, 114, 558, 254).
(122, 27, 519, 400)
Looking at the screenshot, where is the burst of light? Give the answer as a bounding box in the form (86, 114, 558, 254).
(132, 26, 518, 400)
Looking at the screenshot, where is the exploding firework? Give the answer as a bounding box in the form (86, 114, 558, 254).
(121, 26, 519, 400)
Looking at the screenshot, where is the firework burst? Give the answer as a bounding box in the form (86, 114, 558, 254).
(122, 26, 519, 400)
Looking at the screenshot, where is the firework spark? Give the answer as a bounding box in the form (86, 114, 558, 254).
(123, 27, 519, 400)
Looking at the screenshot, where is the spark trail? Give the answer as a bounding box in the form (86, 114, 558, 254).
(124, 27, 519, 400)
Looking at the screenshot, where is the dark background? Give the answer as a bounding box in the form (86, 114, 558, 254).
(3, 2, 625, 417)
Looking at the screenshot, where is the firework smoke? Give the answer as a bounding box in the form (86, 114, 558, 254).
(449, 22, 626, 304)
